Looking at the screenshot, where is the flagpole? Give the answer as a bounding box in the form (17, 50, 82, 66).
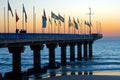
(7, 1, 9, 33)
(64, 14, 65, 34)
(51, 19, 52, 33)
(54, 19, 55, 33)
(78, 23, 79, 34)
(4, 7, 6, 33)
(69, 26, 70, 34)
(50, 19, 52, 34)
(74, 25, 75, 34)
(48, 19, 49, 33)
(84, 21, 85, 34)
(58, 20, 60, 34)
(33, 6, 34, 33)
(48, 17, 50, 33)
(22, 4, 24, 30)
(25, 22, 27, 32)
(33, 6, 35, 33)
(34, 13, 36, 33)
(81, 19, 82, 34)
(73, 18, 75, 34)
(15, 10, 17, 31)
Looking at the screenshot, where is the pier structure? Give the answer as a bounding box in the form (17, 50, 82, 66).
(0, 33, 102, 79)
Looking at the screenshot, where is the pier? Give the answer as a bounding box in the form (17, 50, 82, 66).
(0, 33, 102, 79)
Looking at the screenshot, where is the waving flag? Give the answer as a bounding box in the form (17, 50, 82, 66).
(8, 1, 13, 17)
(84, 20, 91, 27)
(73, 18, 78, 29)
(42, 9, 47, 28)
(25, 12, 27, 22)
(43, 9, 47, 21)
(16, 11, 19, 22)
(58, 14, 64, 22)
(23, 4, 27, 22)
(42, 16, 47, 28)
(51, 12, 59, 20)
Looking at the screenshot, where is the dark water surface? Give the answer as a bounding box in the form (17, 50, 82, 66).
(0, 37, 120, 76)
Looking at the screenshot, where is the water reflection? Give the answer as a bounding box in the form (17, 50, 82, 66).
(31, 68, 93, 80)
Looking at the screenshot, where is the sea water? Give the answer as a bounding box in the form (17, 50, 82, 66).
(0, 37, 120, 76)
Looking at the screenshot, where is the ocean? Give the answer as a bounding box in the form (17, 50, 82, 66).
(0, 37, 120, 76)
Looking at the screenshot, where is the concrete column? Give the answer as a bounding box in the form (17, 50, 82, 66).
(83, 42, 88, 58)
(59, 43, 67, 66)
(46, 43, 57, 69)
(8, 46, 24, 73)
(89, 41, 93, 58)
(77, 42, 82, 61)
(69, 43, 76, 62)
(0, 73, 2, 80)
(30, 44, 44, 71)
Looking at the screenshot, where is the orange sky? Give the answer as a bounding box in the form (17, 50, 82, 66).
(0, 0, 120, 37)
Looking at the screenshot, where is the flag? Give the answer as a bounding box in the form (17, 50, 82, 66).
(49, 18, 52, 24)
(43, 9, 47, 21)
(8, 1, 13, 17)
(23, 4, 27, 22)
(58, 14, 64, 22)
(51, 11, 59, 20)
(16, 11, 19, 22)
(42, 16, 47, 28)
(84, 20, 91, 27)
(23, 4, 26, 13)
(25, 12, 27, 22)
(42, 9, 47, 28)
(68, 16, 73, 27)
(73, 18, 78, 29)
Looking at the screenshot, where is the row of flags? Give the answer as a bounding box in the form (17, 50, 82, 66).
(8, 1, 27, 23)
(43, 11, 82, 30)
(8, 1, 91, 31)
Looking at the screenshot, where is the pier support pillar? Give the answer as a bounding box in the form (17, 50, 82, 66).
(89, 41, 93, 58)
(77, 42, 82, 61)
(83, 42, 88, 58)
(69, 43, 76, 62)
(46, 44, 57, 69)
(0, 73, 2, 80)
(5, 46, 25, 80)
(59, 43, 67, 66)
(8, 46, 24, 74)
(30, 44, 44, 72)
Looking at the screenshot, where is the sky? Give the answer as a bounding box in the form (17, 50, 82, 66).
(0, 0, 120, 37)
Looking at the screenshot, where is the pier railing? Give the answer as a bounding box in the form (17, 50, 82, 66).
(0, 33, 102, 48)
